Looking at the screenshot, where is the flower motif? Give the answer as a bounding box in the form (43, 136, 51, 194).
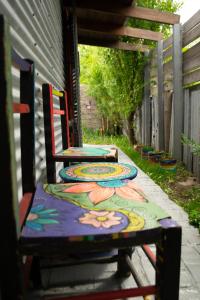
(25, 204, 59, 231)
(79, 211, 121, 228)
(63, 180, 145, 204)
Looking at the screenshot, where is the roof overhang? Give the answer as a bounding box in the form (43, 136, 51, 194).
(64, 0, 180, 52)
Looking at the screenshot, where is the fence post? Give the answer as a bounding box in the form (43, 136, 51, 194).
(173, 24, 183, 160)
(144, 51, 151, 146)
(157, 40, 165, 151)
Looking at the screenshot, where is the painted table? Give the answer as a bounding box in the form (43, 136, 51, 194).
(59, 162, 138, 183)
(21, 180, 170, 239)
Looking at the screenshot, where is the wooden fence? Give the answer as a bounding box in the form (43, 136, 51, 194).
(137, 10, 200, 179)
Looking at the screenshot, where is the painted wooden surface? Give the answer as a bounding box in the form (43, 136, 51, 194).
(59, 162, 138, 182)
(43, 83, 118, 182)
(21, 181, 169, 239)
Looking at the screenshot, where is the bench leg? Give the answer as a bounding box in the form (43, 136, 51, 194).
(156, 227, 182, 300)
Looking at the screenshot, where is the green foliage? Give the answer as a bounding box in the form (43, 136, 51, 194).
(181, 134, 200, 157)
(79, 0, 182, 135)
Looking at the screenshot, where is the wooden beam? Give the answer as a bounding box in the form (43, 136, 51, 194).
(78, 25, 163, 41)
(78, 36, 150, 52)
(66, 1, 180, 24)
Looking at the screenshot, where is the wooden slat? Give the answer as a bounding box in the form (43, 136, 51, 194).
(163, 36, 172, 50)
(78, 25, 163, 41)
(183, 9, 200, 34)
(78, 36, 150, 52)
(19, 193, 33, 227)
(183, 68, 200, 86)
(52, 89, 64, 97)
(43, 286, 157, 300)
(183, 42, 200, 73)
(75, 5, 180, 25)
(13, 103, 30, 114)
(183, 22, 200, 47)
(53, 109, 65, 115)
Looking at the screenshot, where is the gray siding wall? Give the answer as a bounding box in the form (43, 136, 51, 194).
(0, 0, 65, 200)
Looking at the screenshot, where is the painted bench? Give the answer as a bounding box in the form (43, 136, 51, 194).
(42, 83, 118, 183)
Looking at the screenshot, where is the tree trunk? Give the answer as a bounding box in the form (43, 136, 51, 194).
(127, 111, 137, 145)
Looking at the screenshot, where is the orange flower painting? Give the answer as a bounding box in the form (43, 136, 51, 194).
(63, 180, 145, 205)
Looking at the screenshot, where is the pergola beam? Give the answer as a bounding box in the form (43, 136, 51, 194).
(78, 25, 163, 41)
(69, 1, 180, 25)
(78, 37, 150, 52)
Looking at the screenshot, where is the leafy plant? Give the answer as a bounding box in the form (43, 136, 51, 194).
(181, 134, 200, 157)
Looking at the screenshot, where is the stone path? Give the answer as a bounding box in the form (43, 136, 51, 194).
(31, 146, 200, 299)
(118, 147, 200, 300)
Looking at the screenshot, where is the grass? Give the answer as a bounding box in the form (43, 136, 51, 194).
(83, 128, 200, 232)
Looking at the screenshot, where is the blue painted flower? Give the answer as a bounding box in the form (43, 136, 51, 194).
(26, 204, 59, 231)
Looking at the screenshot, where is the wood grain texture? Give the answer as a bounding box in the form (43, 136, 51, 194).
(78, 36, 150, 52)
(78, 25, 163, 41)
(68, 1, 180, 24)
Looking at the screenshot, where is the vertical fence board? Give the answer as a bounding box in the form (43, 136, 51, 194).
(157, 40, 165, 150)
(191, 90, 200, 179)
(183, 89, 192, 171)
(172, 24, 183, 161)
(144, 51, 151, 146)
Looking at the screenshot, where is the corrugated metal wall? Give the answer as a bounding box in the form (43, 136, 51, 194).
(0, 0, 65, 200)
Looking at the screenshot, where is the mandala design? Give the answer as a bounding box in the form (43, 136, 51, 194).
(59, 162, 137, 182)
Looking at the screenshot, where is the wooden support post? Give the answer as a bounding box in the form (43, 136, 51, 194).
(173, 24, 183, 160)
(144, 51, 151, 146)
(0, 15, 24, 300)
(20, 60, 35, 194)
(157, 40, 165, 151)
(156, 226, 182, 300)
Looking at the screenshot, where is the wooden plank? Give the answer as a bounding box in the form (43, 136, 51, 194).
(75, 4, 180, 25)
(19, 193, 33, 227)
(183, 21, 200, 47)
(43, 286, 157, 300)
(52, 89, 64, 97)
(60, 90, 71, 152)
(157, 40, 165, 151)
(78, 36, 150, 52)
(172, 24, 183, 160)
(183, 41, 200, 73)
(13, 103, 30, 114)
(183, 89, 192, 171)
(190, 91, 200, 179)
(144, 52, 151, 146)
(53, 109, 65, 115)
(0, 15, 23, 300)
(42, 83, 57, 183)
(78, 25, 163, 41)
(163, 46, 172, 60)
(183, 9, 200, 34)
(163, 36, 172, 50)
(20, 59, 36, 194)
(183, 69, 200, 86)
